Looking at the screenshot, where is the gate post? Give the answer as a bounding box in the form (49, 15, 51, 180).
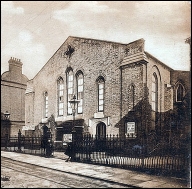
(18, 129, 21, 152)
(71, 129, 76, 162)
(71, 126, 84, 161)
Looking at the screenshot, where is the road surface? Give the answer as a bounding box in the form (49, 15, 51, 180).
(1, 157, 134, 188)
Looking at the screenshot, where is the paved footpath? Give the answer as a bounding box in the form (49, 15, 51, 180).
(1, 151, 190, 188)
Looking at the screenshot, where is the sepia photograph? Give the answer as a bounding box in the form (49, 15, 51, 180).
(1, 1, 191, 188)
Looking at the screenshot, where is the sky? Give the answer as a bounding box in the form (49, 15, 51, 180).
(1, 1, 191, 80)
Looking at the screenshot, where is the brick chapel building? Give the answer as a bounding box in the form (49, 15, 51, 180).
(24, 36, 190, 143)
(1, 57, 29, 137)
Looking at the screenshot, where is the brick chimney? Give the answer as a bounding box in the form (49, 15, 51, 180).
(8, 57, 23, 75)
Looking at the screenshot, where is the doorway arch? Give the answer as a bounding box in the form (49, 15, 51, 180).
(96, 122, 106, 138)
(96, 122, 106, 151)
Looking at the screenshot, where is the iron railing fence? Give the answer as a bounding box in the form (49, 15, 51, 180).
(1, 132, 190, 178)
(72, 134, 189, 178)
(1, 135, 53, 157)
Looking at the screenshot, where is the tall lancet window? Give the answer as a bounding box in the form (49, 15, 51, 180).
(151, 73, 158, 130)
(176, 84, 184, 102)
(67, 69, 73, 115)
(129, 85, 135, 111)
(76, 72, 84, 114)
(152, 73, 158, 112)
(97, 76, 105, 112)
(44, 91, 48, 118)
(57, 77, 64, 116)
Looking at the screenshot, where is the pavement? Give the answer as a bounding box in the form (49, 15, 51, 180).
(1, 151, 190, 188)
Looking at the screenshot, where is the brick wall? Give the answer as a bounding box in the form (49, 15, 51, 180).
(1, 58, 28, 137)
(28, 37, 128, 135)
(1, 79, 27, 122)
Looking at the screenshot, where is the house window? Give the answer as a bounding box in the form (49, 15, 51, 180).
(67, 70, 73, 114)
(176, 84, 184, 102)
(152, 73, 158, 112)
(44, 91, 48, 118)
(97, 76, 105, 112)
(57, 77, 64, 116)
(77, 72, 84, 114)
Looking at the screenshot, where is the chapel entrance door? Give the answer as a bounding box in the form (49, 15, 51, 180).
(96, 122, 106, 151)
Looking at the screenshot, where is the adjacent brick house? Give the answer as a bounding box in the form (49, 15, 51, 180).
(1, 57, 29, 137)
(24, 36, 190, 143)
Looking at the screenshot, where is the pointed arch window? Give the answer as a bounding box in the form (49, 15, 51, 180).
(97, 76, 105, 112)
(151, 73, 158, 131)
(129, 85, 135, 111)
(44, 91, 48, 118)
(57, 77, 64, 116)
(152, 73, 158, 112)
(176, 84, 184, 102)
(67, 69, 73, 114)
(76, 72, 84, 114)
